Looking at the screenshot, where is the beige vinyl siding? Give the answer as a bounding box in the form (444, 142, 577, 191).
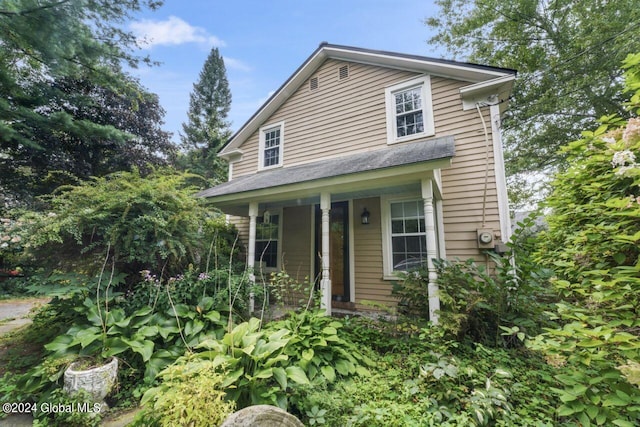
(229, 215, 249, 248)
(352, 197, 393, 310)
(281, 205, 312, 283)
(225, 62, 506, 303)
(232, 60, 418, 177)
(431, 76, 502, 261)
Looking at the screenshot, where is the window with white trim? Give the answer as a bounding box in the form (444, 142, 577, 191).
(390, 200, 427, 271)
(258, 121, 284, 169)
(381, 196, 431, 278)
(255, 213, 279, 269)
(385, 76, 435, 144)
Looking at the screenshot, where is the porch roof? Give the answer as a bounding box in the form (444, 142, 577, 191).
(198, 136, 455, 201)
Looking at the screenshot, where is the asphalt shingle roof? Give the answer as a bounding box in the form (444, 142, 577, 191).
(198, 135, 455, 199)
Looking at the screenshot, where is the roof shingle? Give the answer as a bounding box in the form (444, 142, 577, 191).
(198, 135, 455, 198)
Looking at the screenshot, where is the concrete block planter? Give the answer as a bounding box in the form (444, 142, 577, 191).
(63, 357, 118, 401)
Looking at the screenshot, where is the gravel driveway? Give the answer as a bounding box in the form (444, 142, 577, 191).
(0, 298, 50, 335)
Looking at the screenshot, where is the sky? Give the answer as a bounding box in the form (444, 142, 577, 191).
(127, 0, 446, 143)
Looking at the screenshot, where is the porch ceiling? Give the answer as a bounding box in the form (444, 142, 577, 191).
(198, 135, 454, 215)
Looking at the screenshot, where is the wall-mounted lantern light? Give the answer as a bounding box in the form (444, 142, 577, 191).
(361, 208, 370, 225)
(263, 210, 271, 225)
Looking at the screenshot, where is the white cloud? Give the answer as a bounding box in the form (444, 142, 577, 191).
(252, 90, 277, 109)
(223, 57, 251, 72)
(130, 16, 225, 49)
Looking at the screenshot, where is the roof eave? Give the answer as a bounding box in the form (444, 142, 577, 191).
(459, 75, 516, 114)
(201, 157, 454, 208)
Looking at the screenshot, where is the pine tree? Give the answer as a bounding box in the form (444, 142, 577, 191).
(181, 48, 231, 151)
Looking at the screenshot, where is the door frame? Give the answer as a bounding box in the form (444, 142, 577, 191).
(314, 200, 350, 302)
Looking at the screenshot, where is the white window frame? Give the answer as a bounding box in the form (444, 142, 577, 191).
(255, 208, 282, 273)
(385, 75, 435, 145)
(258, 121, 285, 170)
(381, 195, 430, 280)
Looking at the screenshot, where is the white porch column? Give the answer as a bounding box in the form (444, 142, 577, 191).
(247, 202, 258, 313)
(320, 192, 332, 315)
(421, 178, 440, 324)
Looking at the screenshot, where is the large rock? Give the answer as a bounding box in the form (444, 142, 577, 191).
(220, 405, 304, 427)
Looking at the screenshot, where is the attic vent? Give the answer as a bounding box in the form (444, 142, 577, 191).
(310, 76, 319, 91)
(339, 64, 349, 80)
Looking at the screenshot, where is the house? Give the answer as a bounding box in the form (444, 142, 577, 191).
(198, 43, 515, 322)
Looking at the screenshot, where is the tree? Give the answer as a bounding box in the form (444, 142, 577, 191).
(0, 0, 164, 208)
(1, 74, 175, 202)
(179, 47, 232, 183)
(530, 53, 640, 426)
(426, 0, 640, 198)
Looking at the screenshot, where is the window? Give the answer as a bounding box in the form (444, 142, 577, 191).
(381, 196, 433, 278)
(255, 213, 279, 268)
(258, 121, 284, 169)
(394, 87, 424, 137)
(385, 76, 435, 144)
(390, 200, 427, 271)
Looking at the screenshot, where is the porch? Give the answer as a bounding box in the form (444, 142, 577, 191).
(198, 136, 455, 322)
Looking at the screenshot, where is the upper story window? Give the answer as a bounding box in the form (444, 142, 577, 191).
(258, 121, 284, 170)
(395, 87, 424, 137)
(385, 76, 435, 144)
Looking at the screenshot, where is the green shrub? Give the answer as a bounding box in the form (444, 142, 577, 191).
(267, 270, 319, 310)
(273, 310, 373, 385)
(146, 311, 370, 413)
(32, 389, 104, 427)
(392, 214, 553, 347)
(135, 358, 235, 427)
(429, 253, 550, 347)
(19, 169, 233, 284)
(122, 266, 250, 319)
(300, 321, 559, 427)
(531, 53, 640, 426)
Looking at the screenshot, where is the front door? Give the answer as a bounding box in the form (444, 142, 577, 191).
(315, 201, 350, 302)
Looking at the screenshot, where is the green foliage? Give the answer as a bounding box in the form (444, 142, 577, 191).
(0, 0, 165, 206)
(20, 169, 223, 282)
(397, 244, 552, 347)
(181, 47, 231, 150)
(158, 317, 296, 409)
(302, 318, 560, 426)
(178, 47, 232, 184)
(144, 311, 369, 413)
(426, 0, 640, 186)
(305, 405, 327, 425)
(9, 75, 175, 200)
(267, 270, 319, 310)
(6, 292, 228, 408)
(123, 267, 250, 319)
(32, 389, 104, 427)
(392, 268, 431, 319)
(531, 54, 640, 426)
(133, 358, 235, 427)
(273, 310, 373, 386)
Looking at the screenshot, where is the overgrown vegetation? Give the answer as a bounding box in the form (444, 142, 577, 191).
(527, 53, 640, 426)
(2, 41, 640, 427)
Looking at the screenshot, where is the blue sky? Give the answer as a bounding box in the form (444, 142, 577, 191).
(128, 0, 445, 143)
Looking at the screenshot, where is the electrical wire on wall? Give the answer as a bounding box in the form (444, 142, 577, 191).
(475, 101, 493, 229)
(475, 98, 499, 269)
(476, 98, 518, 275)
